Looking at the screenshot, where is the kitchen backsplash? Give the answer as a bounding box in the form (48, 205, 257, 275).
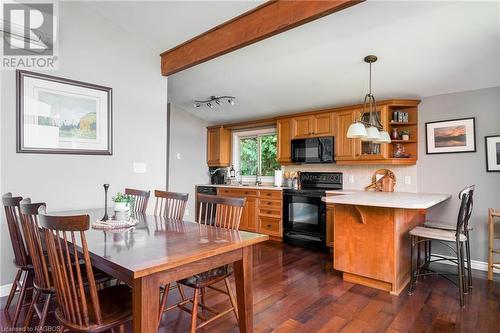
(282, 164, 418, 192)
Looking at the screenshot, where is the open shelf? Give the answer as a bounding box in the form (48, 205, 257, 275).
(389, 122, 416, 126)
(390, 140, 416, 143)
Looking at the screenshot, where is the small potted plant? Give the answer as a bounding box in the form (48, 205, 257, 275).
(400, 129, 410, 141)
(112, 192, 135, 221)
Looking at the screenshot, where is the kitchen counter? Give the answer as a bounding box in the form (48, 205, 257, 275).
(324, 190, 451, 296)
(196, 184, 286, 191)
(322, 190, 451, 209)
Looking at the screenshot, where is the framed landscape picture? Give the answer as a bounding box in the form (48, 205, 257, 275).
(17, 70, 112, 155)
(425, 117, 476, 154)
(485, 135, 500, 172)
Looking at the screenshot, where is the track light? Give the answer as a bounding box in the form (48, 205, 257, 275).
(193, 95, 236, 109)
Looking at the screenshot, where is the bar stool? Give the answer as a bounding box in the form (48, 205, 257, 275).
(408, 185, 474, 307)
(488, 208, 500, 280)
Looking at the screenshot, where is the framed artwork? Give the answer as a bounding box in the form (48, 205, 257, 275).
(16, 70, 112, 155)
(425, 117, 476, 154)
(485, 135, 500, 172)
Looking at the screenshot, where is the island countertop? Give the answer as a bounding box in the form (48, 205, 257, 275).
(322, 190, 451, 209)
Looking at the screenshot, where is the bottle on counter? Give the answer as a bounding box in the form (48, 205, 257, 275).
(229, 164, 235, 178)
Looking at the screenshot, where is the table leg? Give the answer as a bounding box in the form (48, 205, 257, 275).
(133, 275, 160, 333)
(233, 246, 253, 333)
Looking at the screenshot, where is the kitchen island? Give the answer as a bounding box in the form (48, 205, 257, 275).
(322, 191, 450, 295)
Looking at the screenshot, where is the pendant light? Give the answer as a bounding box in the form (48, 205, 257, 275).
(347, 55, 391, 143)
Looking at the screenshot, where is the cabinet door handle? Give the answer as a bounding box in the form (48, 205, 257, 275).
(267, 224, 272, 228)
(267, 211, 271, 214)
(267, 202, 272, 205)
(267, 193, 271, 196)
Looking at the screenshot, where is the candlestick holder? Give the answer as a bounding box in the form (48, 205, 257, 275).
(101, 184, 110, 221)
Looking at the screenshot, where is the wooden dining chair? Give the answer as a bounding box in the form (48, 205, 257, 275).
(125, 188, 150, 213)
(2, 193, 33, 326)
(153, 190, 189, 219)
(155, 190, 189, 329)
(38, 207, 132, 332)
(20, 199, 112, 329)
(19, 199, 52, 328)
(167, 194, 245, 332)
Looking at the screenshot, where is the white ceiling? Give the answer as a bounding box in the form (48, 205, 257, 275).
(89, 1, 500, 125)
(87, 1, 264, 53)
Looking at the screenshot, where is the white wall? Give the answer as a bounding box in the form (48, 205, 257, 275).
(418, 87, 500, 262)
(168, 104, 210, 220)
(0, 2, 167, 285)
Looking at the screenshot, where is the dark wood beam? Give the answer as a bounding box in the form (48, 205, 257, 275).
(160, 0, 364, 76)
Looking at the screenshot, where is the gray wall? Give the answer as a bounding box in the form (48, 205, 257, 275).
(0, 3, 167, 285)
(168, 104, 210, 220)
(418, 87, 500, 262)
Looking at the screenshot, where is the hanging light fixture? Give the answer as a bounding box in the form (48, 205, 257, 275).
(347, 55, 391, 143)
(194, 95, 236, 109)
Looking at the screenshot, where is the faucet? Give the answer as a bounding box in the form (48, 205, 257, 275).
(255, 172, 262, 186)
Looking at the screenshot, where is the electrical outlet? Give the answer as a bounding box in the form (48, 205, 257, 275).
(133, 162, 146, 173)
(348, 175, 355, 184)
(176, 153, 181, 160)
(404, 176, 411, 185)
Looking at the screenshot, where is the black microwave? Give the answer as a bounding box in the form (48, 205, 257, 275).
(291, 136, 334, 163)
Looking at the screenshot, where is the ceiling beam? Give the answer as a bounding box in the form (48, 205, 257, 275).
(160, 0, 364, 76)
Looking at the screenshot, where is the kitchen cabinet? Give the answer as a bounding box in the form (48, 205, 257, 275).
(217, 188, 258, 232)
(206, 126, 231, 167)
(216, 187, 283, 237)
(291, 112, 334, 139)
(206, 99, 420, 166)
(277, 118, 292, 163)
(334, 109, 360, 161)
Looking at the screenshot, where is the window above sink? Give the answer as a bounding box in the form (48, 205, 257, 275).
(232, 127, 279, 184)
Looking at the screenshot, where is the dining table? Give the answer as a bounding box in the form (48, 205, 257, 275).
(50, 208, 269, 333)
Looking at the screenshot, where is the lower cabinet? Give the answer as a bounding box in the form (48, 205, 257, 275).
(216, 187, 283, 237)
(258, 216, 282, 237)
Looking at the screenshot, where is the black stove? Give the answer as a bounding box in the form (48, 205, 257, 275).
(283, 172, 342, 251)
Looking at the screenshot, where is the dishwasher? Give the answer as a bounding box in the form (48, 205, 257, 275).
(196, 186, 217, 223)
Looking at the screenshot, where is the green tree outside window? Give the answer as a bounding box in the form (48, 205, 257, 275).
(238, 134, 278, 176)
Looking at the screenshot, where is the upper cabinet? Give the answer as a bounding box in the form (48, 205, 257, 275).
(291, 113, 334, 139)
(334, 109, 360, 161)
(206, 126, 231, 167)
(277, 118, 292, 164)
(208, 99, 420, 167)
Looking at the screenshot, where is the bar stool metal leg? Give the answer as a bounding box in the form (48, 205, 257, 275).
(408, 235, 416, 295)
(465, 234, 472, 290)
(456, 240, 465, 307)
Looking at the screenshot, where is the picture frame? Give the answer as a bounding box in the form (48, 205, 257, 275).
(485, 135, 500, 172)
(425, 117, 476, 154)
(16, 70, 113, 155)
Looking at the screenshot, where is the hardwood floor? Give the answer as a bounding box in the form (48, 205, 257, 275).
(2, 241, 499, 332)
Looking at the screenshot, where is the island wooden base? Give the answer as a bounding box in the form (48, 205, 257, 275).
(330, 204, 426, 295)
